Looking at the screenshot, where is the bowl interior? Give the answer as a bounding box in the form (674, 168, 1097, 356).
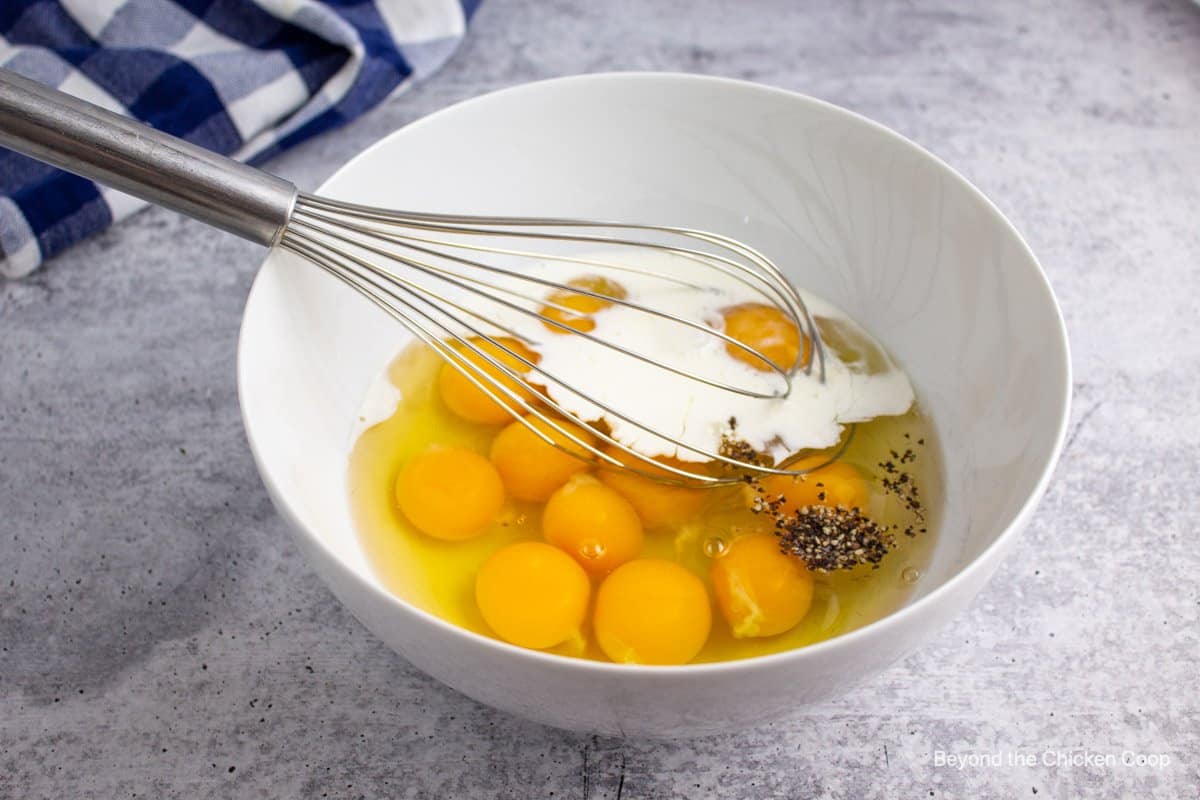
(239, 74, 1069, 647)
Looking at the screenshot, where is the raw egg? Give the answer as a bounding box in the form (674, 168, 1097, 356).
(437, 336, 540, 425)
(595, 445, 708, 528)
(721, 302, 810, 372)
(490, 416, 596, 502)
(710, 533, 814, 638)
(543, 475, 643, 575)
(475, 541, 590, 649)
(540, 275, 627, 334)
(757, 455, 869, 514)
(593, 559, 712, 665)
(395, 446, 505, 540)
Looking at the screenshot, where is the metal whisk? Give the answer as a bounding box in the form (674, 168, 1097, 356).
(0, 68, 830, 486)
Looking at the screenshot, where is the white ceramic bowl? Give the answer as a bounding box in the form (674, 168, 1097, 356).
(238, 73, 1070, 737)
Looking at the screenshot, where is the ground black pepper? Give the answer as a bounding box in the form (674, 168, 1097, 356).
(749, 483, 895, 572)
(727, 427, 927, 572)
(717, 417, 773, 468)
(877, 437, 927, 537)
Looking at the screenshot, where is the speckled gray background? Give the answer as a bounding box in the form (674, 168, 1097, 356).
(2, 0, 1198, 797)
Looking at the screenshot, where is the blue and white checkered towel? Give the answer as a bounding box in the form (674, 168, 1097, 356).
(0, 0, 479, 279)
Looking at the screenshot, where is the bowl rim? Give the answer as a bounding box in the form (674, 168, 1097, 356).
(237, 71, 1072, 677)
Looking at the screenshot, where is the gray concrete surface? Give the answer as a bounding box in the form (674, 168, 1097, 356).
(2, 0, 1198, 797)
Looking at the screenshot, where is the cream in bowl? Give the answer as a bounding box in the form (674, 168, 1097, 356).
(238, 73, 1070, 736)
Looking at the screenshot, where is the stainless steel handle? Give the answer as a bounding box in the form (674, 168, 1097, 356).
(0, 67, 297, 247)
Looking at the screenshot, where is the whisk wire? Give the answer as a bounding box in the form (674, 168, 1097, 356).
(282, 228, 701, 481)
(290, 207, 797, 396)
(297, 194, 824, 381)
(285, 193, 835, 486)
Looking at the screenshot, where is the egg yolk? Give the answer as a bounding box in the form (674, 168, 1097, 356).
(437, 336, 540, 425)
(595, 445, 708, 528)
(757, 455, 869, 515)
(475, 541, 590, 649)
(543, 475, 644, 575)
(395, 446, 505, 540)
(540, 275, 628, 334)
(721, 303, 810, 372)
(593, 559, 712, 665)
(710, 533, 814, 638)
(489, 416, 597, 502)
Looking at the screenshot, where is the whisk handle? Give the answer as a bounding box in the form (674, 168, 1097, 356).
(0, 67, 296, 247)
